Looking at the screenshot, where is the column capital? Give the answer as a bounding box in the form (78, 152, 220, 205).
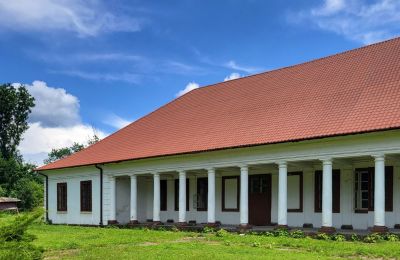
(178, 170, 186, 177)
(276, 161, 287, 168)
(238, 164, 248, 171)
(372, 154, 385, 161)
(320, 158, 333, 165)
(129, 173, 137, 178)
(153, 172, 160, 177)
(206, 167, 216, 172)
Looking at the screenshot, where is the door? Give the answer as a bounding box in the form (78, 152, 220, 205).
(249, 174, 271, 226)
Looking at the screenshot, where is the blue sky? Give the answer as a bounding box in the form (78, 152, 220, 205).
(0, 0, 399, 165)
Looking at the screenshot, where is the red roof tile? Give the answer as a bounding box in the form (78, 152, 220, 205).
(38, 38, 400, 171)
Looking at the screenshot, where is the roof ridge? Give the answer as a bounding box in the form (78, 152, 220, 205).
(195, 36, 400, 90)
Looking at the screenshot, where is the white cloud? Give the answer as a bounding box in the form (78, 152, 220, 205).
(224, 72, 241, 81)
(104, 114, 132, 129)
(224, 60, 262, 74)
(49, 70, 141, 84)
(176, 82, 199, 97)
(17, 81, 81, 127)
(14, 80, 108, 165)
(291, 0, 400, 44)
(0, 0, 141, 37)
(20, 122, 107, 166)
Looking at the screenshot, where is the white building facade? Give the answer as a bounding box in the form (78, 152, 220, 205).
(42, 130, 400, 232)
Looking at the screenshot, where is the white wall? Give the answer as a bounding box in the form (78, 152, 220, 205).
(47, 166, 100, 225)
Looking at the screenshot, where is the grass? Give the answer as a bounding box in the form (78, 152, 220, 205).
(3, 213, 400, 259)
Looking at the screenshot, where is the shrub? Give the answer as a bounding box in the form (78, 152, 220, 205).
(364, 233, 384, 243)
(290, 230, 305, 239)
(331, 234, 346, 242)
(274, 228, 289, 237)
(9, 178, 43, 211)
(315, 233, 331, 240)
(171, 226, 179, 232)
(203, 226, 215, 233)
(0, 209, 44, 259)
(384, 233, 399, 242)
(350, 234, 360, 242)
(260, 231, 274, 237)
(216, 229, 229, 237)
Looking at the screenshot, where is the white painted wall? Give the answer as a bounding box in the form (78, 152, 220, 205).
(47, 166, 100, 225)
(42, 130, 400, 229)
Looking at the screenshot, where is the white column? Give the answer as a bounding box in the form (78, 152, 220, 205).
(153, 173, 160, 222)
(322, 159, 333, 228)
(178, 170, 186, 223)
(207, 167, 216, 224)
(278, 161, 288, 226)
(240, 165, 249, 226)
(130, 174, 138, 223)
(374, 155, 386, 227)
(109, 176, 117, 222)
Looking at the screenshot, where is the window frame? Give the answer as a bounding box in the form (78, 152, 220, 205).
(221, 176, 240, 212)
(160, 179, 168, 211)
(196, 177, 208, 211)
(314, 169, 341, 213)
(57, 182, 67, 212)
(287, 171, 303, 213)
(174, 179, 190, 211)
(80, 180, 92, 212)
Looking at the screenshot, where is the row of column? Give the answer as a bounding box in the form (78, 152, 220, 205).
(277, 155, 386, 231)
(109, 154, 387, 230)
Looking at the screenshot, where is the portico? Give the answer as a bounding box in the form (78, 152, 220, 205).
(106, 142, 399, 232)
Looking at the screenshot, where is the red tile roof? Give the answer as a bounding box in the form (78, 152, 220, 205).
(38, 38, 400, 171)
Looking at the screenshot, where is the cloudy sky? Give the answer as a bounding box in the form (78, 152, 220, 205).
(0, 0, 399, 165)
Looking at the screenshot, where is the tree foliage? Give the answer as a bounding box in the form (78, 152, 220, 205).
(43, 134, 100, 165)
(0, 84, 35, 160)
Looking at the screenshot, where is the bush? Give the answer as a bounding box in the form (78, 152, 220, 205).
(9, 178, 43, 211)
(203, 226, 215, 233)
(260, 231, 274, 237)
(331, 234, 346, 242)
(215, 229, 229, 237)
(290, 230, 305, 239)
(0, 209, 44, 259)
(364, 233, 384, 243)
(274, 228, 289, 237)
(384, 233, 399, 242)
(350, 234, 360, 242)
(315, 233, 331, 240)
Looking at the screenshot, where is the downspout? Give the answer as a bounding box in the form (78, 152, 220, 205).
(37, 171, 49, 223)
(95, 165, 104, 226)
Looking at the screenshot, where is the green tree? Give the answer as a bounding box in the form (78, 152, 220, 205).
(0, 84, 35, 160)
(43, 134, 100, 165)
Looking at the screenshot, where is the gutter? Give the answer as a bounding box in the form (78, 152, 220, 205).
(37, 171, 49, 223)
(95, 165, 103, 226)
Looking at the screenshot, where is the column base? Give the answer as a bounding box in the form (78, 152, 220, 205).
(371, 225, 388, 233)
(275, 225, 289, 230)
(107, 220, 118, 225)
(319, 226, 336, 234)
(237, 224, 252, 233)
(206, 222, 220, 228)
(128, 220, 139, 225)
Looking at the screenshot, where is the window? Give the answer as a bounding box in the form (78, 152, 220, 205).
(80, 180, 92, 212)
(160, 180, 167, 211)
(354, 167, 393, 213)
(196, 178, 208, 211)
(57, 183, 67, 211)
(314, 170, 341, 213)
(174, 179, 189, 211)
(287, 172, 303, 212)
(222, 176, 240, 212)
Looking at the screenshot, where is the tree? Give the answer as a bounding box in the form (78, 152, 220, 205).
(0, 84, 35, 160)
(43, 134, 100, 164)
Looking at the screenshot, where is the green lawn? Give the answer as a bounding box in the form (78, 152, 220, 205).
(24, 224, 400, 259)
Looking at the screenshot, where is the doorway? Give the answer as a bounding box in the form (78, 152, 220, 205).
(248, 174, 271, 226)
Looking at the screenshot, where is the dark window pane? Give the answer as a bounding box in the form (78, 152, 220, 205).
(80, 181, 92, 212)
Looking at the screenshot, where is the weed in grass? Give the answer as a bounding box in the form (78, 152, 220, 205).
(215, 229, 229, 237)
(251, 241, 261, 247)
(364, 233, 384, 243)
(331, 234, 346, 242)
(274, 229, 289, 237)
(350, 234, 360, 241)
(384, 233, 399, 242)
(315, 233, 331, 240)
(203, 226, 215, 233)
(291, 230, 306, 239)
